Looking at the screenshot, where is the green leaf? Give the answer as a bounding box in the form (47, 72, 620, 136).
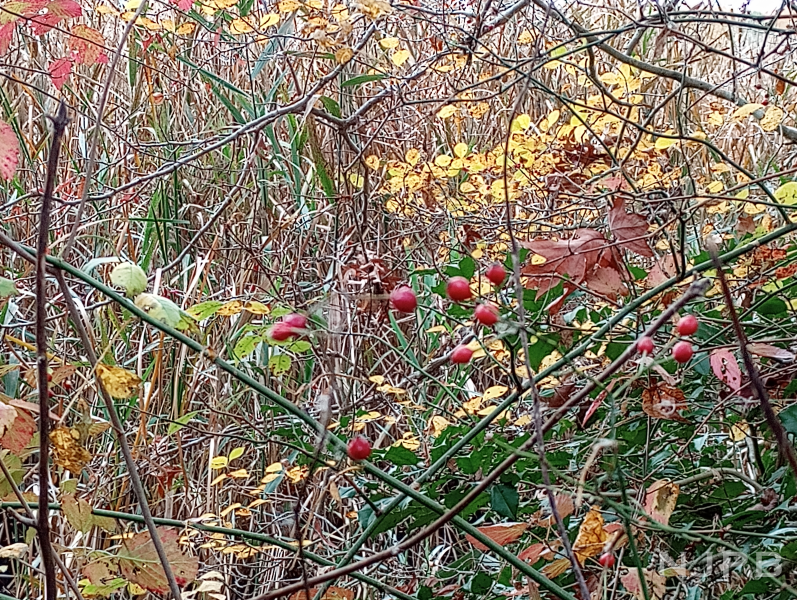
(110, 262, 148, 297)
(288, 340, 312, 353)
(384, 445, 419, 466)
(319, 96, 341, 118)
(168, 411, 198, 435)
(755, 297, 787, 316)
(269, 354, 291, 375)
(459, 255, 475, 280)
(470, 572, 493, 595)
(187, 300, 224, 320)
(0, 276, 17, 298)
(341, 73, 385, 87)
(134, 293, 198, 331)
(780, 403, 797, 437)
(234, 334, 261, 359)
(228, 446, 245, 461)
(491, 483, 518, 519)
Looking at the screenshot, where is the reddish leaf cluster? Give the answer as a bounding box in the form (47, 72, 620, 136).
(521, 198, 652, 312)
(0, 0, 81, 53)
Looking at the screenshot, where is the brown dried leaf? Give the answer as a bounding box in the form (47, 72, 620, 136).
(50, 426, 91, 474)
(118, 527, 198, 592)
(620, 569, 666, 600)
(521, 229, 607, 295)
(608, 197, 654, 257)
(747, 342, 795, 362)
(572, 507, 607, 563)
(465, 522, 528, 551)
(541, 557, 570, 579)
(289, 587, 354, 600)
(95, 363, 141, 399)
(644, 479, 679, 526)
(641, 383, 688, 421)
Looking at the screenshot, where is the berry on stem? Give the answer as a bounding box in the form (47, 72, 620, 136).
(451, 345, 473, 364)
(636, 336, 654, 355)
(486, 263, 507, 286)
(677, 314, 699, 336)
(672, 341, 694, 364)
(598, 553, 615, 568)
(269, 321, 295, 341)
(347, 436, 372, 460)
(474, 304, 499, 326)
(446, 276, 472, 302)
(390, 286, 417, 312)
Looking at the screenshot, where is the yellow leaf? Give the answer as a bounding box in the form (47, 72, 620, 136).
(365, 155, 380, 169)
(265, 462, 283, 473)
(176, 22, 196, 34)
(728, 420, 749, 442)
(210, 456, 228, 469)
(244, 301, 269, 315)
(453, 142, 469, 158)
(220, 503, 241, 517)
(229, 447, 245, 460)
(706, 180, 723, 194)
(124, 0, 140, 8)
(217, 300, 243, 316)
(743, 201, 764, 214)
(229, 17, 255, 34)
(95, 363, 141, 399)
(395, 432, 420, 450)
(426, 325, 447, 334)
(572, 507, 607, 563)
(706, 200, 728, 214)
(430, 415, 450, 436)
(50, 427, 91, 474)
(391, 49, 410, 66)
(405, 148, 420, 166)
(518, 29, 533, 44)
(654, 131, 677, 150)
(229, 469, 249, 478)
(760, 105, 784, 132)
(735, 188, 749, 200)
(356, 411, 381, 422)
(434, 155, 452, 167)
(210, 473, 227, 486)
(260, 12, 279, 26)
(644, 480, 679, 526)
(512, 114, 531, 131)
(278, 0, 300, 10)
(349, 173, 364, 187)
(368, 375, 385, 385)
(437, 105, 458, 119)
(379, 36, 399, 49)
(483, 385, 508, 400)
(334, 47, 353, 64)
(732, 103, 764, 120)
(774, 181, 797, 205)
(707, 111, 724, 126)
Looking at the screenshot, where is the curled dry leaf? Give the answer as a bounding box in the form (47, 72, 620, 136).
(641, 383, 688, 422)
(0, 543, 27, 559)
(572, 506, 607, 563)
(465, 522, 528, 551)
(95, 363, 141, 399)
(50, 426, 91, 474)
(541, 557, 570, 579)
(643, 479, 679, 526)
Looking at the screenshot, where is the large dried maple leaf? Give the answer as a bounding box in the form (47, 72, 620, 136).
(608, 197, 654, 257)
(118, 527, 198, 592)
(521, 229, 607, 297)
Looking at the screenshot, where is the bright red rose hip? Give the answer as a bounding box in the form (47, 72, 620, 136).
(474, 304, 499, 326)
(677, 314, 698, 336)
(486, 263, 506, 286)
(391, 286, 417, 312)
(672, 341, 694, 364)
(347, 436, 372, 460)
(636, 336, 654, 354)
(446, 276, 472, 302)
(451, 345, 473, 364)
(598, 553, 615, 568)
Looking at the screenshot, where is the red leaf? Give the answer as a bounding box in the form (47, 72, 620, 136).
(517, 542, 545, 563)
(69, 25, 106, 65)
(608, 197, 653, 257)
(710, 349, 741, 392)
(172, 0, 193, 10)
(45, 0, 81, 18)
(0, 409, 34, 453)
(48, 57, 72, 89)
(464, 522, 528, 551)
(0, 120, 19, 181)
(747, 342, 795, 362)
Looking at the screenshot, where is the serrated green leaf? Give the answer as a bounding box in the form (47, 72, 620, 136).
(110, 263, 148, 297)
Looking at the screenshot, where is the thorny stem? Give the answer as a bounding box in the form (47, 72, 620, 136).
(36, 101, 68, 600)
(708, 243, 797, 479)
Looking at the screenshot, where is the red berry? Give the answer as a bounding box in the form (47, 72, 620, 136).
(486, 263, 507, 286)
(390, 286, 417, 312)
(446, 276, 472, 302)
(677, 314, 698, 336)
(672, 341, 694, 364)
(283, 313, 307, 331)
(347, 436, 372, 460)
(269, 321, 295, 341)
(474, 304, 499, 326)
(598, 553, 615, 568)
(636, 336, 654, 355)
(451, 345, 473, 364)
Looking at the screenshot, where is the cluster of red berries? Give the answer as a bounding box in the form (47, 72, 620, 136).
(269, 313, 308, 341)
(636, 314, 698, 364)
(390, 263, 508, 365)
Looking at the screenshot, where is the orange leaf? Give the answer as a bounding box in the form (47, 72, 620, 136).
(572, 507, 607, 563)
(465, 522, 528, 551)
